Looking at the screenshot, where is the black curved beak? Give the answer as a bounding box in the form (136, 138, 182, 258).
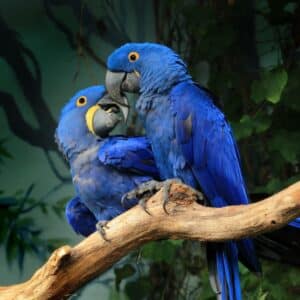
(105, 70, 140, 122)
(91, 107, 119, 138)
(100, 93, 129, 122)
(85, 94, 128, 138)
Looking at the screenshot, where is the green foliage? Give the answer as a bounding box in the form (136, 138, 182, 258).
(269, 131, 300, 163)
(251, 68, 288, 104)
(114, 264, 135, 290)
(0, 184, 68, 270)
(141, 240, 181, 263)
(0, 139, 12, 166)
(240, 260, 300, 300)
(0, 140, 68, 270)
(231, 113, 272, 140)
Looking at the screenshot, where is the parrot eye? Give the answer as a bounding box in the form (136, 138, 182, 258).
(76, 96, 87, 107)
(128, 51, 139, 62)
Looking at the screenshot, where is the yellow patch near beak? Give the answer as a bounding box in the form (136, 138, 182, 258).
(85, 105, 100, 134)
(134, 70, 140, 78)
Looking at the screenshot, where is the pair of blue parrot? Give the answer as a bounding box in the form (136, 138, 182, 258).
(56, 43, 300, 300)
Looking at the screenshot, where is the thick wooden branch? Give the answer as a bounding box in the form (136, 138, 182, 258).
(1, 181, 300, 300)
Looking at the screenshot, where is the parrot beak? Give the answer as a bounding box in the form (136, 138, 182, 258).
(85, 94, 128, 137)
(105, 70, 140, 120)
(100, 93, 129, 122)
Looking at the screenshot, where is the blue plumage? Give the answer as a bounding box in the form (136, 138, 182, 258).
(99, 136, 159, 179)
(56, 85, 158, 236)
(65, 196, 97, 237)
(289, 217, 300, 229)
(106, 42, 261, 299)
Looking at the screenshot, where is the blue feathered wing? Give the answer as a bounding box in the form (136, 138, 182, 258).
(98, 136, 159, 179)
(170, 82, 261, 300)
(65, 196, 97, 237)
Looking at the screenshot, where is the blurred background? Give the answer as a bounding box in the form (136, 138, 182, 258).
(0, 0, 300, 299)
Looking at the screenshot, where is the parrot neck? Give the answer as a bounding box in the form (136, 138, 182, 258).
(140, 70, 192, 97)
(70, 143, 100, 176)
(136, 77, 193, 118)
(61, 133, 101, 163)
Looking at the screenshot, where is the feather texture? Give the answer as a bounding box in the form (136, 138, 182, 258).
(65, 196, 97, 236)
(98, 136, 159, 178)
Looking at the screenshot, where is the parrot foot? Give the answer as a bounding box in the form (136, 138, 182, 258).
(122, 179, 199, 214)
(146, 179, 204, 214)
(96, 220, 110, 242)
(121, 180, 164, 214)
(161, 179, 183, 214)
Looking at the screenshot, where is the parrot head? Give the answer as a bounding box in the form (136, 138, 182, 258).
(105, 43, 191, 113)
(55, 85, 128, 158)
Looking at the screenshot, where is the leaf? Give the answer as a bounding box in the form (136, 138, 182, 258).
(40, 203, 48, 214)
(17, 217, 35, 228)
(251, 68, 288, 104)
(51, 196, 70, 218)
(258, 291, 269, 300)
(46, 238, 69, 251)
(109, 288, 129, 300)
(231, 113, 271, 140)
(231, 115, 253, 140)
(284, 2, 298, 13)
(114, 264, 135, 290)
(254, 178, 282, 194)
(0, 139, 13, 163)
(266, 68, 288, 103)
(0, 196, 18, 207)
(251, 80, 266, 103)
(141, 240, 179, 263)
(18, 243, 25, 271)
(253, 114, 271, 133)
(0, 145, 12, 159)
(5, 230, 18, 266)
(269, 131, 300, 163)
(124, 277, 151, 300)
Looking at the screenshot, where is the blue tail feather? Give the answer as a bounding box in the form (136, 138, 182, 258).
(237, 239, 261, 274)
(213, 242, 242, 300)
(216, 250, 226, 299)
(228, 242, 242, 300)
(288, 217, 300, 229)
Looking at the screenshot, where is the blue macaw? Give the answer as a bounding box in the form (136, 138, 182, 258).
(104, 43, 261, 300)
(56, 85, 159, 237)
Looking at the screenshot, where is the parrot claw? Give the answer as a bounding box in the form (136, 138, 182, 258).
(161, 179, 182, 214)
(122, 179, 200, 214)
(121, 193, 129, 207)
(157, 178, 204, 213)
(138, 197, 151, 215)
(96, 220, 110, 242)
(121, 180, 164, 213)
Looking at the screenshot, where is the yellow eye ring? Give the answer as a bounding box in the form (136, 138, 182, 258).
(76, 96, 87, 107)
(128, 51, 139, 62)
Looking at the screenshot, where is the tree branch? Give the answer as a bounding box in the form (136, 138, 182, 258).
(1, 181, 300, 300)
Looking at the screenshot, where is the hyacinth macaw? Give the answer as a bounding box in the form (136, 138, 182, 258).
(105, 43, 300, 298)
(104, 43, 261, 300)
(56, 85, 158, 237)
